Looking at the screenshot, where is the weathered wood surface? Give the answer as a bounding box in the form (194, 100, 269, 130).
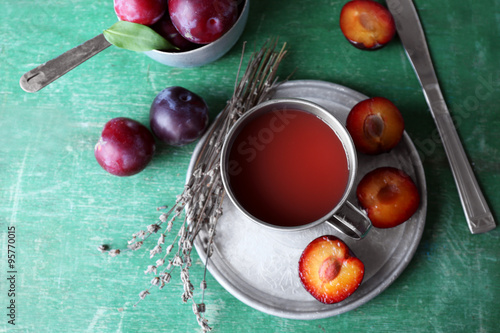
(1, 0, 499, 332)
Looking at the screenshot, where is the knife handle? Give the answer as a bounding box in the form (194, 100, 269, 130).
(425, 87, 496, 234)
(20, 34, 111, 93)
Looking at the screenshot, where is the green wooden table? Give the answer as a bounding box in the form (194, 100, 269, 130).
(1, 0, 499, 332)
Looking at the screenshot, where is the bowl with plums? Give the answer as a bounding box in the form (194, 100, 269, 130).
(114, 0, 250, 67)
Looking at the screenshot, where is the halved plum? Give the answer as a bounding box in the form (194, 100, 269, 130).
(299, 235, 364, 304)
(340, 0, 396, 50)
(346, 97, 404, 155)
(357, 167, 420, 228)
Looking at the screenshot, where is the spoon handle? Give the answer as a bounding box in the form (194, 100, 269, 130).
(20, 34, 111, 93)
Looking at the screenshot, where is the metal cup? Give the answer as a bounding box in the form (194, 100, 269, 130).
(220, 98, 372, 239)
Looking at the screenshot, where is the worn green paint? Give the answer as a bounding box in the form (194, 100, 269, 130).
(1, 0, 499, 332)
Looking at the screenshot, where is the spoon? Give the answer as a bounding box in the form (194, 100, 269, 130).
(19, 34, 111, 93)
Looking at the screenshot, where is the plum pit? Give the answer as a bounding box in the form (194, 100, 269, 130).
(318, 256, 341, 282)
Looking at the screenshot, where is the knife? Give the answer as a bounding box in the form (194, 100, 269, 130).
(386, 0, 496, 234)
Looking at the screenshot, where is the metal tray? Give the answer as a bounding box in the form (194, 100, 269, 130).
(186, 80, 427, 320)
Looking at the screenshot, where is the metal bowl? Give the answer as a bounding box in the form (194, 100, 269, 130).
(144, 0, 250, 67)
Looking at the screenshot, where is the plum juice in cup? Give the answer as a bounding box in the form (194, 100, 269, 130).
(221, 99, 372, 239)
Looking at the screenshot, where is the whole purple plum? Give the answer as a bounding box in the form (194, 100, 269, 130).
(150, 86, 209, 146)
(151, 14, 199, 52)
(168, 0, 238, 44)
(114, 0, 166, 26)
(95, 117, 156, 176)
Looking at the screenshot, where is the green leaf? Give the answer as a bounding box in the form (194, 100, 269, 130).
(103, 21, 178, 52)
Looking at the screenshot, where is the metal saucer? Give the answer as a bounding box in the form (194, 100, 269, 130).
(186, 80, 427, 319)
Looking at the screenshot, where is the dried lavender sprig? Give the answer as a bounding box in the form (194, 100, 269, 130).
(184, 40, 288, 332)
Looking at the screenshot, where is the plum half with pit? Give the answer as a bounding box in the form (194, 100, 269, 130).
(340, 0, 396, 50)
(168, 0, 239, 44)
(299, 235, 364, 304)
(346, 97, 404, 155)
(357, 167, 420, 228)
(114, 0, 167, 26)
(150, 86, 209, 146)
(95, 117, 156, 177)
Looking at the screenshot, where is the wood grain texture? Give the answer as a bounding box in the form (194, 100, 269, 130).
(1, 0, 499, 332)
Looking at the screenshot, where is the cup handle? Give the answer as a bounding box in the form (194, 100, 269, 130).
(326, 200, 372, 240)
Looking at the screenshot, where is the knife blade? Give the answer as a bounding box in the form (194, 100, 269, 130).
(386, 0, 496, 234)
